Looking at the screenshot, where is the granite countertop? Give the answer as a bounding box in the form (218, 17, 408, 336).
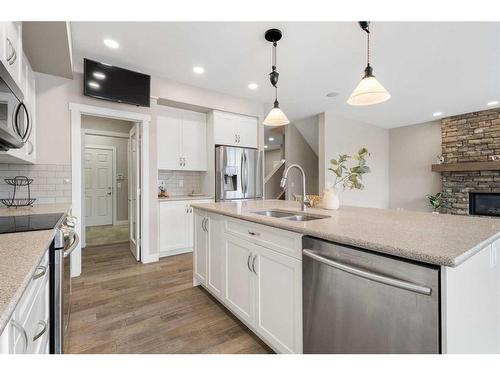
(190, 199, 500, 268)
(158, 195, 213, 202)
(0, 203, 71, 334)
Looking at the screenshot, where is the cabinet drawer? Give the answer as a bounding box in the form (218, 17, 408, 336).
(224, 217, 302, 259)
(14, 277, 49, 354)
(14, 251, 49, 324)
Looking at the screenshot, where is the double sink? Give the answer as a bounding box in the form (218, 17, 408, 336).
(252, 209, 330, 222)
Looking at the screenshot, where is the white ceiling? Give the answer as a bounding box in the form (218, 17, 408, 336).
(70, 22, 500, 128)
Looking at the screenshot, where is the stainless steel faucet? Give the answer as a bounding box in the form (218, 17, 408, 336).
(280, 164, 310, 211)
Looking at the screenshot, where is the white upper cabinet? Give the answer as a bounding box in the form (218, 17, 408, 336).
(1, 22, 22, 88)
(212, 110, 258, 149)
(157, 107, 207, 171)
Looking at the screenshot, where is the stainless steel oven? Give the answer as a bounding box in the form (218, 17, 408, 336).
(0, 61, 31, 150)
(50, 215, 78, 354)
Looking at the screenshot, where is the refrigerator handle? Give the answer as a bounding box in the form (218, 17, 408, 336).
(243, 151, 248, 195)
(240, 151, 246, 196)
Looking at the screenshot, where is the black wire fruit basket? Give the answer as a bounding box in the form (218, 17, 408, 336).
(0, 176, 36, 208)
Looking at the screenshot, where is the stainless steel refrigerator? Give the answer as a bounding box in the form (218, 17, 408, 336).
(215, 145, 263, 201)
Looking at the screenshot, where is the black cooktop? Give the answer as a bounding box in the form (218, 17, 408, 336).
(0, 213, 65, 234)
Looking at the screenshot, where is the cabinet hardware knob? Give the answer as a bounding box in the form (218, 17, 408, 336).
(32, 265, 47, 280)
(248, 230, 260, 236)
(252, 254, 258, 274)
(33, 320, 48, 342)
(247, 253, 253, 272)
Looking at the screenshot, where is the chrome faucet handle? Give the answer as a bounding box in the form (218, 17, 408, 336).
(303, 195, 311, 208)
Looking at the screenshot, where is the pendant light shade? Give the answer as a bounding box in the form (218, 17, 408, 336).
(348, 22, 390, 106)
(347, 65, 391, 106)
(263, 28, 289, 126)
(264, 100, 290, 126)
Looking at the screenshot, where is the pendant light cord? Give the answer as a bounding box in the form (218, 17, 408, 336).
(367, 30, 370, 66)
(272, 42, 277, 73)
(272, 41, 278, 103)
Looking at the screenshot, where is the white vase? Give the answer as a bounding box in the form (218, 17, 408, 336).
(322, 188, 340, 210)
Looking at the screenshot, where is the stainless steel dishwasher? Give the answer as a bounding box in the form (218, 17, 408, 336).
(302, 237, 440, 354)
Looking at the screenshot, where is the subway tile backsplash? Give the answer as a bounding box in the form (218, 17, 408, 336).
(158, 170, 204, 196)
(0, 164, 72, 205)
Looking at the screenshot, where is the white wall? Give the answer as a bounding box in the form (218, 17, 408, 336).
(285, 123, 319, 199)
(35, 71, 264, 259)
(322, 112, 390, 209)
(389, 120, 442, 212)
(264, 148, 283, 177)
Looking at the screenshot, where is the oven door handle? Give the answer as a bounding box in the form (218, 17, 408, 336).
(303, 249, 432, 296)
(63, 232, 80, 258)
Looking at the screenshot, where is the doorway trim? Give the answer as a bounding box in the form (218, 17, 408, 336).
(70, 103, 152, 277)
(82, 144, 117, 247)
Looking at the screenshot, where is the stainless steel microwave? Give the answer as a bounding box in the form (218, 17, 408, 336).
(0, 62, 31, 151)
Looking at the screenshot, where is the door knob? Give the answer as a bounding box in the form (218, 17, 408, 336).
(107, 192, 112, 196)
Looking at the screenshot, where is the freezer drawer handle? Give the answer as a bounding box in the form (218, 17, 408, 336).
(302, 249, 432, 296)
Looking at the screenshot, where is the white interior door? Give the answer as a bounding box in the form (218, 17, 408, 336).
(128, 124, 141, 261)
(84, 147, 113, 226)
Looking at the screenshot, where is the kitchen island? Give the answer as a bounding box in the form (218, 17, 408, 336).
(191, 199, 500, 354)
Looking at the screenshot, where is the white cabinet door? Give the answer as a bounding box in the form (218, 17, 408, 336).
(207, 213, 224, 298)
(3, 22, 21, 88)
(223, 235, 255, 325)
(157, 107, 207, 171)
(253, 245, 302, 354)
(24, 67, 36, 163)
(235, 115, 258, 149)
(193, 211, 208, 284)
(213, 111, 240, 147)
(213, 111, 258, 148)
(157, 113, 182, 170)
(159, 201, 190, 252)
(182, 111, 207, 171)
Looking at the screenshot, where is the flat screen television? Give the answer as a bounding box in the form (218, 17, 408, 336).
(83, 58, 151, 107)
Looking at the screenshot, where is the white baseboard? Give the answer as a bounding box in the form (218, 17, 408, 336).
(114, 220, 129, 226)
(141, 253, 159, 264)
(159, 247, 193, 258)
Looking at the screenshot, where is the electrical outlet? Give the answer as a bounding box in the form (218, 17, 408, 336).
(179, 180, 184, 188)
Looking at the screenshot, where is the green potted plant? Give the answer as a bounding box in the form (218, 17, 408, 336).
(324, 148, 371, 209)
(426, 192, 443, 213)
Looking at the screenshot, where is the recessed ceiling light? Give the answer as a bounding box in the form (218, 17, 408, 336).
(93, 72, 106, 80)
(264, 145, 268, 149)
(326, 92, 340, 98)
(433, 112, 443, 117)
(268, 137, 275, 141)
(103, 39, 119, 49)
(488, 101, 499, 106)
(193, 66, 205, 74)
(88, 81, 100, 89)
(248, 83, 258, 90)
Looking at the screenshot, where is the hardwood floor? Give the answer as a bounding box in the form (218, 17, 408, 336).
(67, 242, 273, 354)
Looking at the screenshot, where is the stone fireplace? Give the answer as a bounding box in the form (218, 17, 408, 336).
(440, 108, 500, 215)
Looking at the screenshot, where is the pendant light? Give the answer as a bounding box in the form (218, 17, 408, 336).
(263, 28, 289, 126)
(347, 21, 391, 106)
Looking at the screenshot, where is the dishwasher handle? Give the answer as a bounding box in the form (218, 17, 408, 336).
(303, 249, 432, 296)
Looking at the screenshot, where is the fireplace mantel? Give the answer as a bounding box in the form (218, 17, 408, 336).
(431, 161, 500, 172)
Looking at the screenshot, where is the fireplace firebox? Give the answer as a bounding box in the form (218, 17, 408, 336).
(469, 192, 500, 217)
